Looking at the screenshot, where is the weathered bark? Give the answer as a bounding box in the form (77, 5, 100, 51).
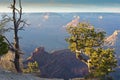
(14, 31, 21, 72)
(76, 50, 91, 73)
(12, 0, 22, 73)
(14, 51, 21, 72)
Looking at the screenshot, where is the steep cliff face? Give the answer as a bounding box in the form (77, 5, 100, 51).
(104, 30, 120, 55)
(23, 30, 120, 79)
(104, 30, 120, 46)
(104, 30, 120, 66)
(24, 47, 88, 79)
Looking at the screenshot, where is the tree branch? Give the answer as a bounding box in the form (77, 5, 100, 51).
(16, 0, 22, 27)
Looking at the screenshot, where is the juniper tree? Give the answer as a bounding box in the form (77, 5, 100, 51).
(66, 22, 117, 79)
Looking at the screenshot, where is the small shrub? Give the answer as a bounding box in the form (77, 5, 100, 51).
(23, 61, 40, 73)
(0, 35, 9, 55)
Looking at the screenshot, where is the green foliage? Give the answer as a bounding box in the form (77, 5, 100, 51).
(0, 35, 9, 56)
(23, 61, 40, 73)
(89, 48, 117, 79)
(66, 23, 105, 54)
(0, 15, 9, 56)
(66, 22, 117, 79)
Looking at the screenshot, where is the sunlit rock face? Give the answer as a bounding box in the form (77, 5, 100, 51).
(24, 47, 88, 79)
(104, 30, 120, 55)
(104, 30, 120, 46)
(104, 30, 120, 66)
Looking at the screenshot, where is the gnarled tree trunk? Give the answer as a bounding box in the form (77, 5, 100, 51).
(12, 0, 22, 73)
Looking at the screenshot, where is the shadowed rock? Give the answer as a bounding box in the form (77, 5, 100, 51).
(24, 47, 88, 79)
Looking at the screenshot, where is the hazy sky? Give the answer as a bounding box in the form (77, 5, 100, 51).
(0, 0, 120, 12)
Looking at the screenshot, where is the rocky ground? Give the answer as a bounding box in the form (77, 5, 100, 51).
(0, 68, 63, 80)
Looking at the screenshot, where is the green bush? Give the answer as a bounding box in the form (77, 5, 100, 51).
(0, 35, 9, 56)
(23, 61, 40, 73)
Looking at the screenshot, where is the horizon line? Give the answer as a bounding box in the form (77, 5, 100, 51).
(0, 11, 120, 13)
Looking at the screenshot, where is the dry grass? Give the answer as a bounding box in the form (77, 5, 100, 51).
(0, 51, 16, 71)
(0, 51, 24, 72)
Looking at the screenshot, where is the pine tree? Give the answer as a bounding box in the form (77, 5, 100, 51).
(66, 22, 117, 79)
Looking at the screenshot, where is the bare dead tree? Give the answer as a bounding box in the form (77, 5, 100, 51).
(0, 0, 27, 72)
(10, 0, 24, 73)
